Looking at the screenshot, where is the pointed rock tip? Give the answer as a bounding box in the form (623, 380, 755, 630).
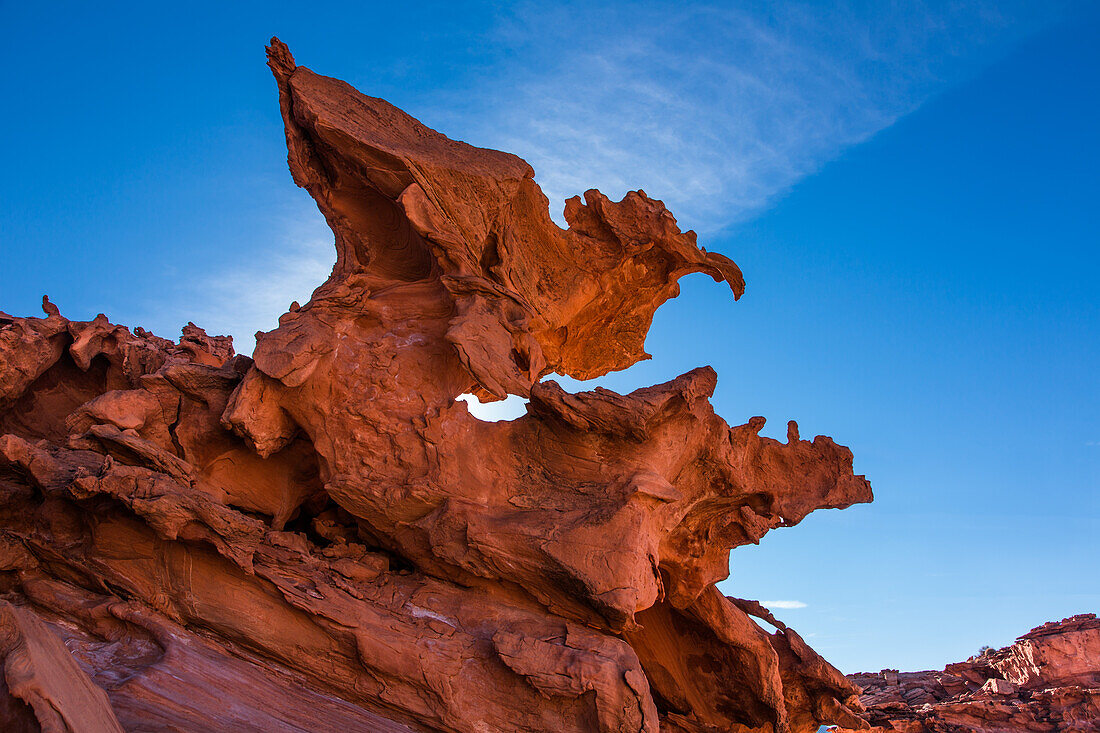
(266, 37, 296, 78)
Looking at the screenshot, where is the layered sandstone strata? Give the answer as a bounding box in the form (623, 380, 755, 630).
(0, 39, 875, 732)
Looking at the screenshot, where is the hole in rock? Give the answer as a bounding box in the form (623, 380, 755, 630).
(283, 497, 364, 548)
(282, 497, 420, 575)
(456, 393, 529, 422)
(281, 496, 333, 538)
(749, 615, 782, 634)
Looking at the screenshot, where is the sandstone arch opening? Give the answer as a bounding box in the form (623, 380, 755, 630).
(456, 392, 529, 421)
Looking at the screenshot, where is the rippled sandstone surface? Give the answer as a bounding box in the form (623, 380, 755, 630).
(0, 39, 878, 732)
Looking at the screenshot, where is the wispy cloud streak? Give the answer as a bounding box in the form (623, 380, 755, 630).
(433, 1, 1068, 232)
(141, 208, 333, 353)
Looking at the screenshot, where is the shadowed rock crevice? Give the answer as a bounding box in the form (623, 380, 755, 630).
(0, 38, 878, 732)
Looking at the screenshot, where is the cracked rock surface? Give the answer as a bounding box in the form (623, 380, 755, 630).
(0, 39, 877, 732)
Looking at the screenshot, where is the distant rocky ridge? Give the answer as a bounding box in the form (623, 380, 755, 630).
(839, 614, 1100, 732)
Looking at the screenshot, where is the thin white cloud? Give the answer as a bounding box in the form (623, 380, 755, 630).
(762, 600, 808, 610)
(140, 207, 333, 354)
(431, 1, 1069, 232)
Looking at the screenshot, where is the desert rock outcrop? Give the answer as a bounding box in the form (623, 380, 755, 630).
(0, 39, 876, 732)
(842, 614, 1100, 732)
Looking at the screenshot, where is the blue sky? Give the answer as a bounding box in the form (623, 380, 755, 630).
(2, 2, 1097, 672)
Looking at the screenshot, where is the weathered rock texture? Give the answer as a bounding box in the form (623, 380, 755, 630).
(0, 39, 877, 732)
(841, 614, 1100, 732)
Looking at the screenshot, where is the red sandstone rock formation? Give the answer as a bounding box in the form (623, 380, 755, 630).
(841, 614, 1100, 732)
(0, 39, 876, 732)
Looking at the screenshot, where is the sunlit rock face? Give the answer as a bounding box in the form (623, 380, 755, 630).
(843, 615, 1100, 733)
(0, 38, 875, 733)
